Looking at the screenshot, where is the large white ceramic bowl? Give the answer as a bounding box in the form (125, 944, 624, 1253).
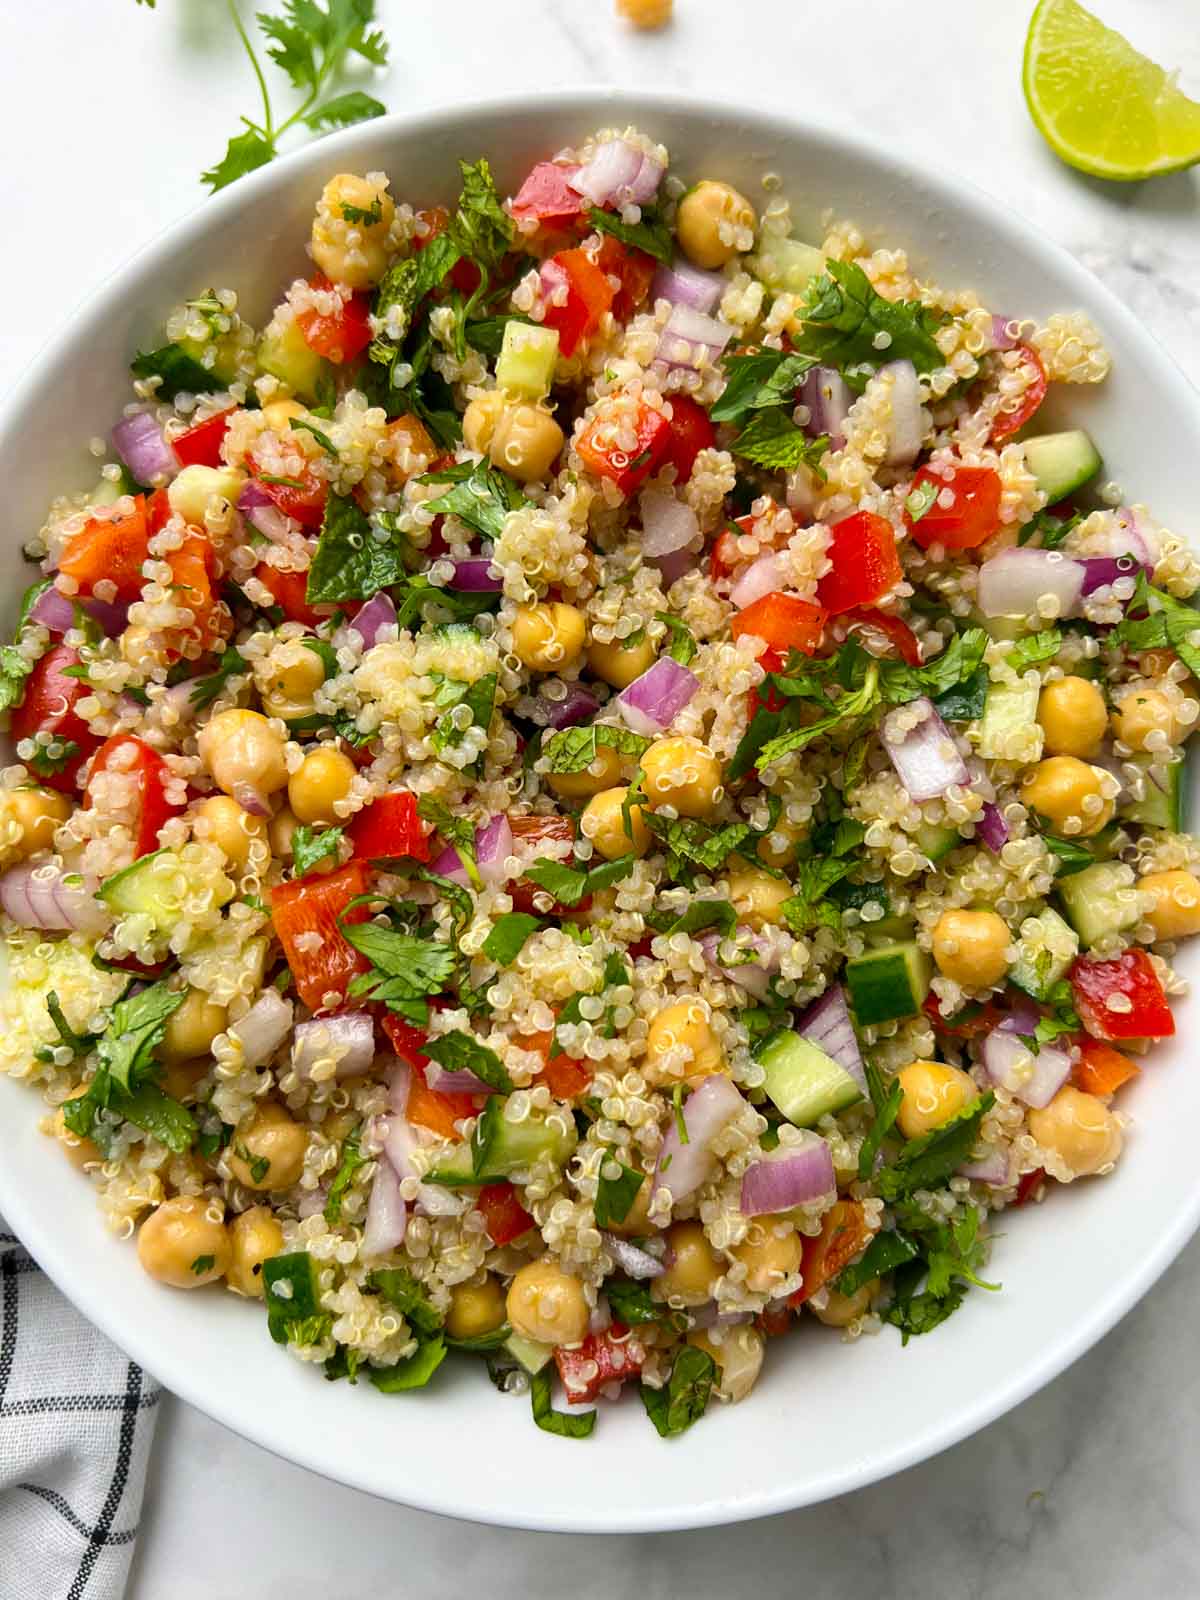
(1, 89, 1198, 1533)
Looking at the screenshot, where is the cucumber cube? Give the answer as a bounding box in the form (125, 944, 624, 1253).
(751, 235, 825, 294)
(1056, 860, 1140, 949)
(756, 1031, 863, 1127)
(914, 821, 959, 864)
(496, 321, 559, 399)
(257, 318, 327, 402)
(99, 848, 233, 937)
(504, 1332, 555, 1375)
(1125, 756, 1186, 832)
(845, 940, 931, 1026)
(1023, 429, 1101, 502)
(976, 682, 1044, 764)
(422, 1142, 479, 1188)
(1010, 907, 1078, 1000)
(472, 1098, 577, 1180)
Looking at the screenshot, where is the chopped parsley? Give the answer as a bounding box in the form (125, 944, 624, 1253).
(1006, 628, 1063, 673)
(655, 612, 698, 665)
(189, 1254, 216, 1276)
(416, 797, 481, 890)
(710, 350, 817, 426)
(130, 343, 221, 399)
(422, 1030, 513, 1093)
(587, 204, 673, 265)
(371, 1267, 442, 1336)
(323, 1125, 367, 1224)
(875, 1092, 995, 1202)
(481, 912, 543, 966)
(522, 855, 636, 908)
(881, 1203, 1000, 1344)
(27, 741, 81, 779)
(341, 920, 457, 1015)
(340, 196, 383, 225)
(290, 824, 344, 877)
(593, 1152, 646, 1229)
(904, 478, 939, 522)
(1018, 506, 1082, 549)
(857, 1058, 904, 1181)
(1111, 576, 1200, 680)
(418, 458, 528, 542)
(794, 259, 946, 386)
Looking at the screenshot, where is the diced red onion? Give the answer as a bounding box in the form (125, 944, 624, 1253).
(653, 1073, 745, 1205)
(959, 1147, 1010, 1186)
(84, 597, 130, 638)
(650, 259, 725, 316)
(699, 931, 776, 999)
(297, 1183, 330, 1219)
(0, 864, 109, 935)
(687, 1302, 754, 1330)
(415, 1185, 472, 1219)
(112, 411, 179, 485)
(729, 553, 787, 610)
(627, 150, 666, 205)
(795, 985, 866, 1094)
(1111, 507, 1160, 567)
(231, 989, 294, 1069)
(881, 697, 969, 801)
(639, 488, 699, 557)
(879, 360, 924, 467)
(248, 502, 297, 543)
(424, 1061, 496, 1096)
(348, 590, 396, 648)
(388, 1060, 412, 1119)
(475, 813, 513, 887)
(1079, 553, 1146, 597)
(362, 1155, 407, 1256)
(534, 684, 600, 730)
(450, 558, 503, 592)
(568, 139, 645, 206)
(29, 587, 78, 634)
(431, 841, 471, 887)
(991, 314, 1021, 352)
(982, 1027, 1072, 1109)
(231, 781, 272, 818)
(292, 1011, 375, 1080)
(797, 367, 852, 452)
(602, 1234, 664, 1279)
(238, 480, 274, 511)
(977, 548, 1085, 619)
(615, 657, 698, 737)
(741, 1136, 835, 1215)
(651, 546, 697, 588)
(655, 304, 733, 372)
(977, 801, 1010, 853)
(998, 995, 1041, 1036)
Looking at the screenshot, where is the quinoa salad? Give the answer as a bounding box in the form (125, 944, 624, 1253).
(3, 125, 1199, 1441)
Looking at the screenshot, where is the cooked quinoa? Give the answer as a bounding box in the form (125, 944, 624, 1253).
(2, 127, 1198, 1438)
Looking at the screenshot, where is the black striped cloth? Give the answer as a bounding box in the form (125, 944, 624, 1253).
(0, 1225, 160, 1599)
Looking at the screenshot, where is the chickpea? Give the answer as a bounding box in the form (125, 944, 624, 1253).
(446, 1274, 507, 1341)
(511, 602, 587, 673)
(167, 463, 246, 526)
(260, 641, 326, 721)
(0, 786, 70, 861)
(644, 999, 725, 1086)
(288, 746, 356, 825)
(198, 709, 288, 803)
(896, 1060, 978, 1140)
(162, 987, 228, 1065)
(676, 180, 758, 270)
(506, 1259, 590, 1346)
(1140, 868, 1200, 941)
(161, 1058, 209, 1104)
(756, 816, 807, 869)
(931, 908, 1010, 988)
(462, 390, 508, 454)
(732, 1222, 803, 1295)
(488, 403, 564, 484)
(726, 861, 791, 929)
(586, 634, 657, 689)
(53, 1088, 101, 1170)
(260, 399, 306, 432)
(226, 1206, 284, 1298)
(136, 1195, 231, 1288)
(547, 743, 624, 799)
(192, 794, 268, 872)
(604, 1173, 653, 1238)
(581, 786, 651, 860)
(641, 735, 723, 819)
(652, 1220, 721, 1306)
(812, 1282, 876, 1328)
(1028, 1085, 1122, 1178)
(269, 804, 299, 858)
(1111, 684, 1190, 752)
(1038, 676, 1107, 758)
(310, 174, 396, 290)
(229, 1102, 309, 1192)
(687, 1325, 764, 1403)
(1021, 755, 1113, 837)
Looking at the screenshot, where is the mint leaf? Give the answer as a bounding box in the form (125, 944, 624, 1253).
(587, 205, 673, 265)
(531, 1367, 596, 1439)
(594, 1153, 645, 1228)
(540, 722, 652, 774)
(419, 458, 528, 542)
(711, 350, 817, 426)
(731, 409, 829, 475)
(307, 492, 411, 602)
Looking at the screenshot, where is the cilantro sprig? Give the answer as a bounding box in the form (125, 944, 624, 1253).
(794, 259, 947, 388)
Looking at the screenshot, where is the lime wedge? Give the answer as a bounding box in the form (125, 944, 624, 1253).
(1024, 0, 1200, 180)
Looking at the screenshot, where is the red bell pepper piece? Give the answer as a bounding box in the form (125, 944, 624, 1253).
(1070, 950, 1175, 1041)
(577, 398, 673, 496)
(594, 235, 656, 322)
(1014, 1167, 1048, 1206)
(382, 1017, 481, 1140)
(756, 1302, 793, 1338)
(922, 991, 1003, 1041)
(663, 393, 716, 484)
(731, 591, 827, 660)
(250, 461, 328, 529)
(347, 791, 430, 863)
(168, 531, 225, 653)
(905, 462, 1003, 551)
(510, 162, 588, 227)
(991, 344, 1048, 443)
(381, 1012, 431, 1071)
(84, 734, 181, 858)
(252, 563, 334, 627)
(11, 645, 102, 792)
(173, 407, 236, 469)
(58, 497, 150, 602)
(476, 1182, 535, 1246)
(538, 1054, 593, 1100)
(840, 607, 922, 666)
(270, 860, 372, 1012)
(816, 510, 903, 615)
(554, 1322, 645, 1403)
(790, 1201, 871, 1306)
(296, 275, 373, 365)
(146, 487, 172, 535)
(540, 247, 614, 357)
(1072, 1036, 1141, 1097)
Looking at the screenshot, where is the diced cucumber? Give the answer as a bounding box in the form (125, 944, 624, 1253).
(845, 940, 931, 1026)
(471, 1097, 577, 1180)
(504, 1332, 555, 1375)
(1125, 756, 1186, 832)
(177, 334, 242, 387)
(1023, 429, 1101, 502)
(257, 319, 327, 402)
(430, 623, 481, 647)
(751, 235, 825, 295)
(1056, 860, 1140, 949)
(914, 822, 959, 864)
(975, 682, 1044, 764)
(99, 848, 233, 937)
(496, 321, 559, 399)
(1010, 907, 1078, 1000)
(865, 913, 916, 945)
(422, 1142, 479, 1188)
(756, 1031, 863, 1127)
(976, 611, 1035, 643)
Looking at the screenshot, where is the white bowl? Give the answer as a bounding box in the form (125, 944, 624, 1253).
(2, 89, 1197, 1534)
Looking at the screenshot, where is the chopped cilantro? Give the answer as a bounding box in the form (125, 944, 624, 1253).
(340, 196, 383, 225)
(323, 1125, 367, 1224)
(341, 921, 457, 1011)
(875, 1093, 995, 1202)
(0, 645, 32, 713)
(190, 1254, 216, 1276)
(1043, 833, 1096, 877)
(794, 259, 946, 384)
(423, 1030, 513, 1093)
(481, 912, 542, 966)
(905, 479, 939, 522)
(522, 855, 635, 908)
(130, 343, 220, 399)
(835, 1228, 919, 1296)
(290, 824, 343, 878)
(1112, 576, 1200, 681)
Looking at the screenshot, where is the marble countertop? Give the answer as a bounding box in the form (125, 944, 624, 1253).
(4, 1, 1200, 1593)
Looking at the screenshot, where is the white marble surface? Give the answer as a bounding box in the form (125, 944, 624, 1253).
(3, 0, 1200, 1593)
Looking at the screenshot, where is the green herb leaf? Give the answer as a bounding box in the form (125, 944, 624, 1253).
(604, 1279, 687, 1332)
(875, 1092, 995, 1202)
(711, 350, 817, 426)
(795, 259, 946, 381)
(780, 856, 856, 934)
(587, 204, 673, 265)
(201, 125, 275, 194)
(1006, 628, 1063, 674)
(131, 343, 222, 399)
(289, 416, 337, 454)
(263, 1251, 326, 1345)
(905, 479, 939, 522)
(371, 1267, 443, 1336)
(651, 899, 738, 939)
(307, 492, 411, 602)
(640, 811, 755, 878)
(416, 797, 481, 890)
(655, 612, 698, 665)
(98, 982, 185, 1097)
(301, 89, 386, 132)
(1043, 833, 1096, 877)
(1116, 577, 1200, 681)
(756, 665, 881, 770)
(521, 855, 636, 909)
(1018, 507, 1082, 550)
(342, 922, 457, 1009)
(188, 646, 248, 710)
(419, 458, 528, 543)
(0, 645, 33, 713)
(26, 740, 81, 779)
(836, 1228, 919, 1296)
(540, 722, 652, 775)
(423, 1030, 513, 1093)
(877, 628, 989, 706)
(368, 1335, 447, 1392)
(858, 1059, 904, 1181)
(481, 912, 542, 966)
(291, 824, 344, 878)
(594, 1153, 646, 1229)
(731, 409, 830, 475)
(530, 1367, 596, 1439)
(640, 1345, 717, 1438)
(323, 1125, 367, 1224)
(451, 157, 515, 276)
(931, 666, 988, 723)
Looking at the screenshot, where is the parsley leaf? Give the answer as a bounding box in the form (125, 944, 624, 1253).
(1018, 507, 1082, 550)
(837, 1228, 920, 1297)
(416, 797, 481, 890)
(1113, 576, 1200, 681)
(640, 1345, 717, 1438)
(26, 741, 81, 779)
(530, 1367, 596, 1439)
(188, 646, 248, 711)
(307, 492, 411, 602)
(452, 157, 515, 277)
(291, 824, 344, 877)
(419, 459, 528, 543)
(858, 1058, 904, 1181)
(710, 350, 817, 426)
(522, 855, 636, 908)
(731, 410, 830, 475)
(877, 627, 989, 706)
(323, 1125, 367, 1224)
(587, 205, 673, 265)
(423, 1030, 513, 1093)
(99, 982, 185, 1097)
(130, 343, 223, 400)
(655, 612, 698, 665)
(301, 89, 386, 132)
(594, 1152, 646, 1229)
(875, 1092, 995, 1202)
(905, 479, 939, 523)
(0, 645, 32, 715)
(540, 722, 652, 774)
(794, 259, 946, 383)
(341, 922, 457, 1010)
(931, 666, 988, 724)
(756, 664, 881, 770)
(1006, 628, 1063, 674)
(368, 1335, 448, 1392)
(481, 912, 542, 966)
(371, 1267, 443, 1336)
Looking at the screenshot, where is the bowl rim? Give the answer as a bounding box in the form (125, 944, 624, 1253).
(3, 83, 1200, 1533)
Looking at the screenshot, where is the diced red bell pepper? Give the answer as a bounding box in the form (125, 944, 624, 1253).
(905, 462, 1003, 551)
(382, 1021, 481, 1141)
(296, 275, 373, 365)
(1014, 1167, 1048, 1206)
(991, 344, 1048, 443)
(347, 791, 431, 863)
(756, 1302, 793, 1338)
(476, 1182, 535, 1246)
(252, 563, 334, 627)
(709, 526, 741, 582)
(816, 511, 903, 615)
(790, 1200, 871, 1306)
(506, 814, 591, 916)
(146, 487, 172, 535)
(731, 591, 828, 660)
(381, 1013, 431, 1071)
(663, 393, 716, 484)
(594, 235, 656, 323)
(173, 407, 237, 469)
(1070, 950, 1175, 1041)
(270, 860, 372, 1012)
(10, 645, 103, 792)
(516, 1030, 592, 1099)
(168, 531, 225, 652)
(576, 399, 673, 497)
(839, 607, 922, 666)
(540, 247, 614, 357)
(250, 461, 328, 529)
(922, 991, 1003, 1041)
(554, 1322, 645, 1403)
(58, 497, 150, 602)
(510, 162, 588, 227)
(1073, 1036, 1141, 1098)
(84, 734, 181, 858)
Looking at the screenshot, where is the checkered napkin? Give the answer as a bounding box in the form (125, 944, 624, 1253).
(0, 1222, 160, 1600)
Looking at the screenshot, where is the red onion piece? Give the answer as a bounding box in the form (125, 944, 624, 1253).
(238, 480, 275, 512)
(232, 781, 272, 818)
(982, 1027, 1071, 1109)
(1079, 553, 1146, 597)
(362, 1155, 407, 1256)
(959, 1147, 1010, 1185)
(615, 657, 698, 737)
(639, 488, 699, 557)
(977, 801, 1010, 853)
(0, 864, 109, 935)
(475, 813, 514, 887)
(879, 359, 924, 466)
(991, 314, 1021, 352)
(602, 1234, 664, 1279)
(740, 1137, 835, 1216)
(998, 995, 1041, 1036)
(424, 1061, 497, 1095)
(651, 546, 696, 588)
(112, 411, 179, 485)
(348, 590, 397, 648)
(688, 1301, 754, 1330)
(231, 989, 294, 1069)
(29, 586, 78, 634)
(83, 597, 130, 638)
(650, 259, 725, 316)
(292, 1011, 375, 1080)
(430, 841, 471, 887)
(881, 697, 969, 802)
(627, 150, 665, 205)
(698, 931, 773, 999)
(388, 1059, 412, 1120)
(655, 304, 733, 372)
(795, 985, 866, 1094)
(535, 684, 600, 730)
(965, 757, 996, 803)
(977, 549, 1085, 619)
(653, 1073, 746, 1204)
(729, 553, 787, 610)
(568, 139, 646, 206)
(450, 558, 502, 593)
(797, 367, 852, 452)
(1111, 507, 1160, 567)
